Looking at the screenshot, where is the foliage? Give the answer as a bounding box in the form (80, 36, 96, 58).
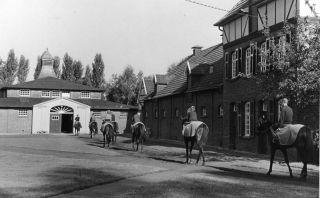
(0, 49, 18, 85)
(91, 53, 105, 88)
(82, 65, 92, 86)
(106, 65, 142, 105)
(53, 56, 61, 78)
(17, 55, 29, 84)
(254, 19, 320, 108)
(72, 60, 83, 83)
(33, 56, 42, 80)
(61, 53, 74, 81)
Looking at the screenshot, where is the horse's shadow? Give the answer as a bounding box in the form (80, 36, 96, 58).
(204, 165, 319, 186)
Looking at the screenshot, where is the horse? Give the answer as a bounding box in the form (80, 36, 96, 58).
(89, 121, 98, 138)
(182, 120, 209, 165)
(100, 121, 116, 148)
(258, 121, 314, 179)
(73, 121, 82, 136)
(132, 122, 149, 152)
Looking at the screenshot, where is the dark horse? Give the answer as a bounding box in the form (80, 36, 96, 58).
(258, 120, 314, 179)
(73, 121, 82, 136)
(89, 121, 98, 139)
(100, 121, 116, 148)
(132, 123, 149, 152)
(182, 120, 209, 165)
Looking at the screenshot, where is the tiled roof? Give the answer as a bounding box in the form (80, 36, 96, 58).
(1, 77, 103, 91)
(139, 77, 155, 101)
(0, 97, 138, 110)
(155, 74, 169, 85)
(187, 58, 224, 93)
(154, 43, 223, 99)
(214, 0, 251, 26)
(41, 50, 53, 60)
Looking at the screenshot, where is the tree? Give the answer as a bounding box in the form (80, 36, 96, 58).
(0, 49, 18, 85)
(254, 19, 320, 128)
(91, 53, 105, 88)
(82, 65, 92, 86)
(17, 55, 29, 84)
(33, 56, 42, 80)
(61, 53, 74, 81)
(106, 65, 142, 105)
(53, 56, 61, 78)
(73, 60, 83, 83)
(166, 62, 178, 77)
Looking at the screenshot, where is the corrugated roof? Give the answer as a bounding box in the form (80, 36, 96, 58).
(154, 43, 223, 99)
(0, 97, 138, 110)
(214, 0, 251, 26)
(1, 77, 103, 91)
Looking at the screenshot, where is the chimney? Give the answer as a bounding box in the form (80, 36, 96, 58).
(191, 45, 203, 56)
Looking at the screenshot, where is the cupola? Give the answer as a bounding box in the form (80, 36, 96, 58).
(38, 49, 56, 79)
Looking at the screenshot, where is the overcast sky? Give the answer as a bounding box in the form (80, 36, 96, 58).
(0, 0, 238, 82)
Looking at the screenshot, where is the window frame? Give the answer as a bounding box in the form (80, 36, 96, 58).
(19, 89, 30, 97)
(52, 115, 59, 120)
(244, 102, 251, 137)
(81, 91, 91, 99)
(18, 109, 28, 117)
(245, 47, 253, 76)
(52, 90, 60, 98)
(41, 90, 50, 98)
(175, 108, 180, 118)
(201, 106, 207, 117)
(218, 105, 223, 117)
(231, 50, 238, 78)
(260, 42, 267, 72)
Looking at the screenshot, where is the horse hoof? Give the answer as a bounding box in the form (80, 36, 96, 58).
(202, 162, 206, 166)
(266, 172, 271, 176)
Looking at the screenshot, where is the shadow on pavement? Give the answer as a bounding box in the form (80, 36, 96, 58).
(203, 166, 319, 187)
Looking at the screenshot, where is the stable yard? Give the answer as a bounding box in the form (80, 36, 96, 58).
(0, 134, 318, 198)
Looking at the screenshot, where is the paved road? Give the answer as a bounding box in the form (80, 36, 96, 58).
(0, 134, 318, 198)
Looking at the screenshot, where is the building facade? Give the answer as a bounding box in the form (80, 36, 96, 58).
(215, 0, 319, 153)
(0, 50, 137, 134)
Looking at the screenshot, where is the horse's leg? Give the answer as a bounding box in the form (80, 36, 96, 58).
(299, 149, 308, 179)
(184, 137, 189, 164)
(267, 147, 276, 175)
(281, 148, 293, 178)
(103, 133, 106, 148)
(132, 132, 135, 150)
(201, 146, 206, 166)
(140, 137, 144, 152)
(196, 145, 201, 165)
(189, 137, 195, 164)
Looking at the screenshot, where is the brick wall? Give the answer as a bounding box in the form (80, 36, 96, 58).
(0, 109, 32, 134)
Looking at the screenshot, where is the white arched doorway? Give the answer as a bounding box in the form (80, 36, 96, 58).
(32, 98, 90, 134)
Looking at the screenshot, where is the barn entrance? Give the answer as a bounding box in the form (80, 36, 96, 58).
(50, 105, 74, 133)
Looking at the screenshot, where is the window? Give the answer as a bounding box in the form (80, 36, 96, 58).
(225, 52, 229, 79)
(201, 106, 207, 117)
(52, 91, 60, 97)
(92, 111, 101, 117)
(245, 47, 253, 76)
(262, 102, 268, 112)
(231, 50, 238, 78)
(52, 116, 59, 120)
(175, 108, 180, 118)
(19, 89, 30, 97)
(18, 109, 28, 117)
(41, 90, 50, 97)
(81, 91, 90, 98)
(244, 102, 251, 136)
(260, 42, 267, 72)
(209, 66, 214, 74)
(155, 109, 158, 119)
(162, 109, 166, 118)
(145, 111, 148, 118)
(218, 105, 223, 117)
(61, 91, 70, 98)
(233, 103, 238, 112)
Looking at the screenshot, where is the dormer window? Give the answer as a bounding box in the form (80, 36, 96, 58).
(81, 91, 90, 98)
(41, 90, 50, 97)
(19, 89, 30, 97)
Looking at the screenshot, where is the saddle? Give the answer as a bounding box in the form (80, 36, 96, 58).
(182, 121, 204, 137)
(274, 124, 304, 145)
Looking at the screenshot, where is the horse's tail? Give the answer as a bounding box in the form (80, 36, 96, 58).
(197, 123, 209, 147)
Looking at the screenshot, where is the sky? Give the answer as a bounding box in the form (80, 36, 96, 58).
(0, 0, 238, 82)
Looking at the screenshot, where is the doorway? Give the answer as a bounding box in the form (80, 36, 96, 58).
(61, 114, 73, 133)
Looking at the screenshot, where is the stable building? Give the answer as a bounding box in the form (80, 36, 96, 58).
(0, 50, 137, 134)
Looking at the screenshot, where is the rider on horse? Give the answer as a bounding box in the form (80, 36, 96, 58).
(89, 113, 98, 135)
